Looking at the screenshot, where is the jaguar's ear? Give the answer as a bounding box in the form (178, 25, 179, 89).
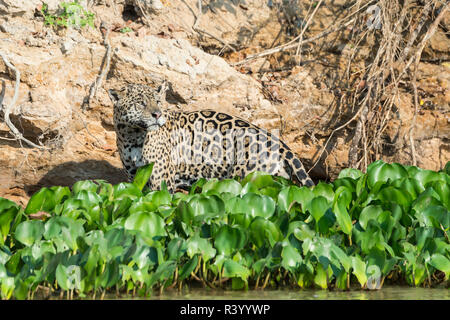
(108, 88, 123, 104)
(156, 81, 169, 101)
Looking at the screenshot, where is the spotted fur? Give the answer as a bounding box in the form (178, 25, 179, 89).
(109, 83, 315, 191)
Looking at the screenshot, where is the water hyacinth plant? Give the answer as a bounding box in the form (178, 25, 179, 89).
(0, 160, 449, 299)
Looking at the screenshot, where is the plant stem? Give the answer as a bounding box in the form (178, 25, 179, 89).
(262, 273, 270, 290)
(255, 274, 260, 290)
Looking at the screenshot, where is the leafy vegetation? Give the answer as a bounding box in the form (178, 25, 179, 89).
(0, 160, 449, 299)
(41, 1, 95, 29)
(119, 27, 133, 33)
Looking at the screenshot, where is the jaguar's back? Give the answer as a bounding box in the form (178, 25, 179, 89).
(109, 83, 314, 191)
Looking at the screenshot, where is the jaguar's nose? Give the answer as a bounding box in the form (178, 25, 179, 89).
(152, 111, 162, 119)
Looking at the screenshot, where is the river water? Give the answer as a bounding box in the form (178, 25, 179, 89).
(142, 286, 449, 300)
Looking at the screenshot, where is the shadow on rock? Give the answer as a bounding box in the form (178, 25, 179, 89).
(25, 159, 128, 196)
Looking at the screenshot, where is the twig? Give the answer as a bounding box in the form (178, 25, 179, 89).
(0, 80, 5, 112)
(189, 0, 236, 52)
(232, 1, 375, 67)
(308, 98, 369, 174)
(135, 0, 158, 29)
(401, 1, 432, 59)
(409, 66, 419, 166)
(398, 1, 448, 82)
(233, 17, 356, 67)
(167, 267, 178, 289)
(405, 2, 448, 166)
(0, 52, 48, 149)
(294, 0, 324, 64)
(261, 272, 270, 290)
(82, 22, 112, 110)
(72, 107, 104, 148)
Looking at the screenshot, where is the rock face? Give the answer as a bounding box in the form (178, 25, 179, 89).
(0, 1, 448, 205)
(127, 0, 164, 15)
(0, 0, 41, 17)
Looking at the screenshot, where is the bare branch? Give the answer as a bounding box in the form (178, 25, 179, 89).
(190, 0, 236, 53)
(82, 21, 112, 110)
(294, 0, 324, 63)
(233, 17, 356, 67)
(232, 1, 376, 67)
(0, 52, 48, 149)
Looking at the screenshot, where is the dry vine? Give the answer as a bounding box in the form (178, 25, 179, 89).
(302, 0, 448, 173)
(345, 0, 448, 171)
(82, 21, 112, 110)
(232, 1, 375, 67)
(0, 52, 48, 149)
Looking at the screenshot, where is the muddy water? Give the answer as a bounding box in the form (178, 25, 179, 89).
(139, 286, 449, 300)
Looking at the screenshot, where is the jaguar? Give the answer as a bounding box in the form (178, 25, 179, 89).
(108, 83, 314, 191)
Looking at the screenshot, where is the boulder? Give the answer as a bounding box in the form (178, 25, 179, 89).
(0, 0, 41, 17)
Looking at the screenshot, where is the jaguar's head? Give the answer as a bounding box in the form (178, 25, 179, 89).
(108, 83, 168, 131)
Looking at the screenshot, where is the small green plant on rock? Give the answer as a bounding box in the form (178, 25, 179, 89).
(119, 27, 133, 33)
(41, 1, 95, 29)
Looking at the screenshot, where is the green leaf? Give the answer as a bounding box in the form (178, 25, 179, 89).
(332, 186, 353, 235)
(281, 245, 302, 271)
(50, 186, 71, 205)
(187, 194, 225, 222)
(359, 205, 384, 230)
(202, 179, 242, 196)
(278, 186, 314, 213)
(179, 255, 198, 281)
(330, 244, 351, 272)
(415, 205, 449, 229)
(72, 180, 98, 194)
(338, 168, 363, 180)
(412, 169, 446, 187)
(124, 211, 167, 241)
(223, 259, 250, 281)
(335, 269, 349, 290)
(241, 171, 277, 189)
(367, 161, 408, 188)
(313, 182, 335, 203)
(167, 237, 187, 261)
(229, 213, 253, 229)
(14, 220, 44, 247)
(429, 180, 450, 210)
(391, 178, 424, 200)
(133, 163, 154, 191)
(1, 276, 14, 300)
(288, 221, 315, 241)
(377, 186, 412, 207)
(443, 161, 450, 175)
(249, 217, 282, 248)
(44, 216, 85, 251)
(128, 197, 158, 215)
(74, 190, 102, 206)
(186, 234, 216, 261)
(99, 261, 120, 288)
(56, 264, 82, 290)
(352, 255, 367, 288)
(231, 277, 246, 290)
(145, 189, 172, 208)
(113, 183, 142, 200)
(214, 225, 246, 256)
(241, 193, 275, 219)
(333, 178, 356, 193)
(429, 253, 450, 274)
(149, 261, 176, 286)
(0, 206, 18, 245)
(25, 188, 56, 214)
(307, 196, 330, 224)
(313, 263, 328, 289)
